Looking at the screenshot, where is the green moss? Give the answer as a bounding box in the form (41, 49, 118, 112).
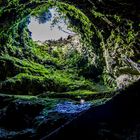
(0, 1, 98, 96)
(0, 0, 139, 99)
(46, 89, 115, 100)
(0, 55, 97, 95)
(66, 90, 97, 95)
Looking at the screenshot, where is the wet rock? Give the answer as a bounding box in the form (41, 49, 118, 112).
(35, 112, 69, 138)
(0, 128, 35, 140)
(0, 99, 44, 130)
(45, 80, 140, 140)
(0, 95, 14, 109)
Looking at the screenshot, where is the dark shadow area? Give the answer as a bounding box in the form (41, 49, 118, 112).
(46, 79, 140, 140)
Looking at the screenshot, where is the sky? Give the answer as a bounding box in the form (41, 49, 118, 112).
(28, 8, 75, 42)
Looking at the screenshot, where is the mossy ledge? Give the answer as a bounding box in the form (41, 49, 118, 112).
(0, 0, 140, 99)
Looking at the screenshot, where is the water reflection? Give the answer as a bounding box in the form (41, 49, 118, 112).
(28, 8, 76, 42)
(55, 101, 91, 114)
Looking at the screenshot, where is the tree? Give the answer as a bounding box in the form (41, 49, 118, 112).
(36, 10, 52, 24)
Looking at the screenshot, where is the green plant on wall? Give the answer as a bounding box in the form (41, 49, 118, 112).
(0, 0, 139, 100)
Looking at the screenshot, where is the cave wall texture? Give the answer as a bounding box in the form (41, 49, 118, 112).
(0, 0, 140, 96)
(0, 0, 140, 139)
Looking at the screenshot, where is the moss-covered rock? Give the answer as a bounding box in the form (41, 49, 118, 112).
(0, 0, 140, 98)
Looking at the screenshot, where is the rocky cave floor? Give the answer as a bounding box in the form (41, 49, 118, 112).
(0, 80, 140, 140)
(0, 94, 81, 139)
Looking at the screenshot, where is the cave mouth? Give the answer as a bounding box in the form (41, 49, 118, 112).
(1, 1, 140, 139)
(28, 7, 76, 43)
(0, 1, 110, 99)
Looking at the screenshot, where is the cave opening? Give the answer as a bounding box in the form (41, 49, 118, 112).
(1, 1, 140, 139)
(28, 7, 76, 43)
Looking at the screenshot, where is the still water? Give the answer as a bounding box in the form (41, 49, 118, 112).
(55, 101, 91, 114)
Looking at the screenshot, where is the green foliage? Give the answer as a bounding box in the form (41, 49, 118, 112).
(0, 0, 139, 99)
(0, 55, 96, 95)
